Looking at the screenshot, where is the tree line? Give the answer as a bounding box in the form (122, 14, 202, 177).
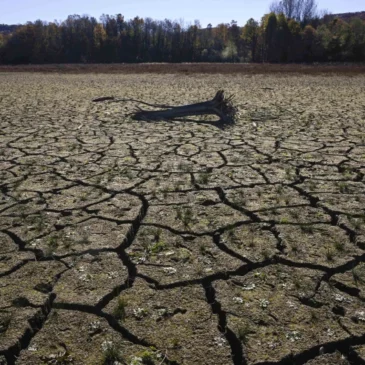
(0, 11, 364, 64)
(0, 24, 18, 33)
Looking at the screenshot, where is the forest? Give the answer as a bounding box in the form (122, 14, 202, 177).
(0, 4, 364, 64)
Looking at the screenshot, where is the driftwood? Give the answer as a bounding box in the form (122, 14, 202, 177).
(92, 90, 238, 126)
(132, 90, 237, 125)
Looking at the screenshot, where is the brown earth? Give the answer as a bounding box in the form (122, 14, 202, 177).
(0, 63, 365, 75)
(0, 71, 365, 365)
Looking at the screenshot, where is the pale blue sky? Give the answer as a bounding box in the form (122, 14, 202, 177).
(0, 0, 363, 26)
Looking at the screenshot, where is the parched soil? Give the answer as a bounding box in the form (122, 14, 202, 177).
(0, 71, 365, 365)
(1, 63, 365, 75)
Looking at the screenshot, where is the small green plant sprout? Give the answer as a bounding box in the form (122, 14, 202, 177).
(171, 338, 180, 348)
(18, 204, 28, 220)
(238, 323, 252, 344)
(285, 167, 292, 178)
(197, 171, 210, 185)
(101, 340, 123, 365)
(0, 314, 11, 333)
(341, 166, 353, 178)
(337, 182, 350, 194)
(280, 217, 289, 224)
(290, 241, 299, 253)
(70, 143, 78, 152)
(80, 193, 88, 202)
(153, 228, 162, 241)
(124, 168, 134, 180)
(77, 232, 90, 245)
(175, 206, 183, 220)
(352, 265, 365, 286)
(334, 241, 345, 252)
(262, 249, 270, 260)
(275, 194, 281, 204)
(149, 240, 166, 254)
(61, 233, 73, 249)
(113, 297, 127, 321)
(348, 216, 362, 230)
(176, 247, 191, 262)
(141, 352, 153, 364)
(310, 310, 319, 323)
(174, 181, 182, 191)
(30, 213, 46, 232)
(162, 190, 168, 199)
(308, 180, 317, 191)
(291, 210, 299, 219)
(46, 235, 59, 255)
(199, 244, 207, 255)
(259, 272, 268, 282)
(300, 224, 314, 234)
(248, 226, 256, 248)
(179, 206, 193, 227)
(292, 275, 301, 289)
(94, 174, 103, 184)
(195, 266, 204, 277)
(326, 247, 335, 261)
(226, 224, 235, 238)
(138, 349, 155, 365)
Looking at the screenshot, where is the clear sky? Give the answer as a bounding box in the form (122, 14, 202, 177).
(0, 0, 363, 27)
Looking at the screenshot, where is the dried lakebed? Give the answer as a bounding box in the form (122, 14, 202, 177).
(0, 72, 365, 365)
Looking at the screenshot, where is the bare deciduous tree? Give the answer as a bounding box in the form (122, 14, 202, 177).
(269, 0, 318, 21)
(302, 0, 318, 21)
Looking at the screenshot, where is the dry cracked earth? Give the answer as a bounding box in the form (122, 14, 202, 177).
(0, 72, 365, 365)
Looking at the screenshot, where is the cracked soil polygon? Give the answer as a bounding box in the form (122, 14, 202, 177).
(0, 72, 365, 365)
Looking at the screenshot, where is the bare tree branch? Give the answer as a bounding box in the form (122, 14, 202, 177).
(269, 0, 319, 21)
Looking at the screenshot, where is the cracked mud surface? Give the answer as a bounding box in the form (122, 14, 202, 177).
(0, 72, 365, 365)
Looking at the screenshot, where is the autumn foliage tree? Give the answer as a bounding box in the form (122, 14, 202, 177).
(0, 11, 364, 64)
